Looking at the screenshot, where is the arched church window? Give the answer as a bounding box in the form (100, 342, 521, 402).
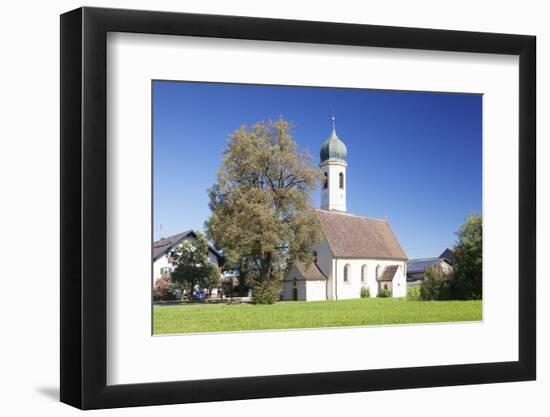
(323, 172, 328, 189)
(361, 265, 367, 282)
(339, 172, 344, 189)
(343, 264, 351, 282)
(376, 265, 382, 280)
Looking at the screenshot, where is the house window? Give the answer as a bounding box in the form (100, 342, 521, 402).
(344, 264, 351, 283)
(361, 265, 367, 282)
(339, 172, 344, 189)
(168, 251, 177, 263)
(160, 267, 171, 275)
(323, 172, 328, 189)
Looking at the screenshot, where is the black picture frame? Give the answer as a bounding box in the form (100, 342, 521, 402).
(60, 6, 536, 410)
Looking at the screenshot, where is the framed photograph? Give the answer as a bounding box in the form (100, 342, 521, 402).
(60, 6, 536, 409)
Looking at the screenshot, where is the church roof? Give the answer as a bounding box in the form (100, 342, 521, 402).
(284, 262, 327, 281)
(315, 209, 407, 260)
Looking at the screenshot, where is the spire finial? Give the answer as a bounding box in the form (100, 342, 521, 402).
(331, 114, 336, 131)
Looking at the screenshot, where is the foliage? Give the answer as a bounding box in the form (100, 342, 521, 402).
(360, 287, 370, 298)
(153, 274, 173, 301)
(406, 286, 421, 301)
(377, 287, 391, 298)
(206, 118, 322, 296)
(419, 264, 452, 301)
(416, 214, 482, 301)
(253, 280, 281, 304)
(452, 213, 483, 300)
(154, 298, 482, 334)
(170, 233, 221, 298)
(230, 256, 256, 294)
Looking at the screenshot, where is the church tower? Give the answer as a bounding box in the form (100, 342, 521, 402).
(320, 117, 347, 212)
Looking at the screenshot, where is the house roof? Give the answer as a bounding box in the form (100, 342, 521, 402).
(152, 231, 224, 263)
(407, 257, 450, 274)
(377, 265, 399, 282)
(315, 209, 407, 260)
(285, 262, 327, 281)
(439, 247, 456, 262)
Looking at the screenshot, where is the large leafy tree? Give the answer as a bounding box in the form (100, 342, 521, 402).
(206, 119, 322, 298)
(452, 213, 482, 300)
(170, 233, 220, 298)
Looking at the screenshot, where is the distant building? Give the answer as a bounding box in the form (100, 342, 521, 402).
(153, 230, 224, 283)
(406, 248, 455, 285)
(282, 119, 408, 301)
(438, 247, 456, 263)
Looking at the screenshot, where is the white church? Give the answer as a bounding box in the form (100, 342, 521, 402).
(282, 118, 408, 301)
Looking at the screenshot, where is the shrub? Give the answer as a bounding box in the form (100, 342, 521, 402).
(407, 286, 421, 301)
(419, 264, 452, 301)
(360, 287, 370, 298)
(253, 280, 281, 304)
(153, 274, 173, 301)
(377, 287, 391, 298)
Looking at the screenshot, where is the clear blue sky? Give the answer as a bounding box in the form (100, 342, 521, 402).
(153, 81, 482, 259)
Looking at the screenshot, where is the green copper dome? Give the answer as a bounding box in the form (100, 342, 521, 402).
(320, 125, 347, 164)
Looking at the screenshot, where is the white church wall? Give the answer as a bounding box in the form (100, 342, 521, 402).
(282, 266, 299, 300)
(281, 281, 293, 300)
(282, 279, 328, 301)
(282, 266, 308, 301)
(333, 258, 407, 299)
(291, 282, 306, 301)
(305, 281, 327, 301)
(391, 265, 407, 297)
(313, 240, 333, 298)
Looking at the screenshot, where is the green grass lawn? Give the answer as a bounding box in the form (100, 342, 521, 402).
(153, 297, 482, 334)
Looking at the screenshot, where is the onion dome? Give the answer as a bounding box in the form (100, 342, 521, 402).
(320, 116, 347, 164)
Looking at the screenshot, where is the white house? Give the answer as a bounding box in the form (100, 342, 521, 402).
(153, 230, 224, 283)
(282, 118, 408, 301)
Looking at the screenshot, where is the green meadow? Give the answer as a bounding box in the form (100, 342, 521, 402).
(153, 297, 482, 334)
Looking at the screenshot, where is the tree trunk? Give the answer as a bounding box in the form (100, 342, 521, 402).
(238, 270, 247, 296)
(260, 252, 273, 282)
